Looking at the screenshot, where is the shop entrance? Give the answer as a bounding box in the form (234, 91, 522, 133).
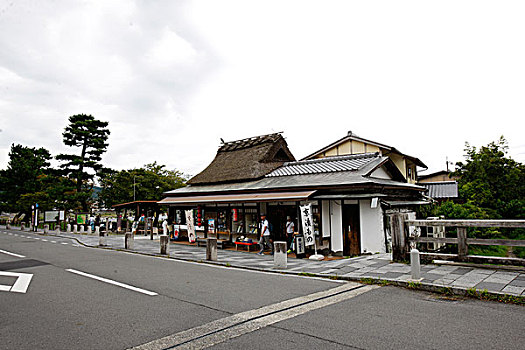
(342, 204, 360, 256)
(267, 204, 297, 242)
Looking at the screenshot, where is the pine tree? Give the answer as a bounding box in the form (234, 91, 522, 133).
(56, 114, 110, 211)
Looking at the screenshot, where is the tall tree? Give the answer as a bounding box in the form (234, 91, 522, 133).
(56, 114, 110, 211)
(0, 144, 52, 214)
(98, 163, 187, 209)
(453, 136, 525, 218)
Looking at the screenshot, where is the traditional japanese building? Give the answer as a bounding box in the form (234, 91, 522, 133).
(160, 132, 428, 256)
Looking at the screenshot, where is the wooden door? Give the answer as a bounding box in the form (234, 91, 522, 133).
(342, 204, 360, 256)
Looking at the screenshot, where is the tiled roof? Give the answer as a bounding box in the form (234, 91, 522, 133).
(422, 181, 459, 198)
(266, 153, 379, 177)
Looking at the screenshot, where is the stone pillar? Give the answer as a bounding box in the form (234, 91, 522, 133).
(410, 248, 421, 280)
(125, 233, 134, 250)
(273, 241, 287, 269)
(87, 226, 92, 235)
(44, 224, 49, 234)
(99, 229, 106, 246)
(160, 235, 170, 255)
(73, 224, 77, 233)
(206, 238, 217, 261)
(67, 224, 71, 233)
(79, 225, 84, 234)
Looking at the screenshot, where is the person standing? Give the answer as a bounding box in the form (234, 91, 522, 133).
(285, 216, 295, 254)
(257, 213, 272, 255)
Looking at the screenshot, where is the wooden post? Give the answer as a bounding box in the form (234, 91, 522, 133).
(125, 233, 134, 250)
(390, 212, 410, 262)
(457, 227, 468, 261)
(160, 235, 170, 255)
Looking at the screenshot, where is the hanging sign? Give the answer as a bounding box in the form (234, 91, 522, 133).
(185, 210, 196, 243)
(300, 204, 315, 247)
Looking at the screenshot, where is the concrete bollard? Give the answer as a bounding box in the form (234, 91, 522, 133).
(99, 230, 106, 246)
(79, 225, 84, 234)
(87, 226, 92, 235)
(73, 225, 78, 233)
(55, 226, 60, 233)
(160, 235, 170, 255)
(410, 248, 421, 280)
(273, 241, 287, 269)
(95, 226, 100, 235)
(206, 238, 217, 261)
(125, 233, 134, 250)
(67, 224, 71, 233)
(44, 224, 49, 234)
(6, 223, 10, 229)
(21, 223, 25, 231)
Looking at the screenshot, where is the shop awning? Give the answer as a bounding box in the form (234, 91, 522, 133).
(158, 190, 316, 205)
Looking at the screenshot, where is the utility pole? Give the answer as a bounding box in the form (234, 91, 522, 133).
(133, 176, 136, 202)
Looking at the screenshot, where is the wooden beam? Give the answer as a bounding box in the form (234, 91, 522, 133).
(406, 219, 525, 228)
(466, 238, 525, 247)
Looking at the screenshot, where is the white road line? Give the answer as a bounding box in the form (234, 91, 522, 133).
(34, 237, 40, 240)
(41, 239, 48, 242)
(51, 241, 57, 243)
(0, 249, 26, 258)
(66, 269, 158, 296)
(131, 282, 379, 350)
(61, 242, 68, 245)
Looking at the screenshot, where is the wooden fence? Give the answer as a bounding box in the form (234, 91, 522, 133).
(388, 213, 525, 266)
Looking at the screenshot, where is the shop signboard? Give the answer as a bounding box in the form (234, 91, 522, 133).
(208, 219, 215, 234)
(300, 204, 315, 247)
(185, 210, 196, 243)
(44, 210, 65, 222)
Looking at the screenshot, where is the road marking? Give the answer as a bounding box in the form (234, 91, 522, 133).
(130, 282, 379, 350)
(41, 239, 48, 242)
(0, 271, 33, 293)
(66, 269, 158, 296)
(51, 241, 57, 243)
(61, 242, 68, 245)
(0, 249, 26, 258)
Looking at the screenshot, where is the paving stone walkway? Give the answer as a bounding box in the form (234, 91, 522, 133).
(7, 227, 525, 299)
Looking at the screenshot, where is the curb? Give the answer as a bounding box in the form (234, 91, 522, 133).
(6, 227, 525, 305)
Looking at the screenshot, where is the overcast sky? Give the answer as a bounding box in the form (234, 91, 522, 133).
(1, 0, 524, 178)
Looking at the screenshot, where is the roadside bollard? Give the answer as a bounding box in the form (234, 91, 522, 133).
(273, 241, 287, 269)
(99, 229, 106, 246)
(125, 233, 134, 250)
(55, 225, 60, 233)
(160, 235, 170, 255)
(6, 222, 10, 229)
(410, 248, 421, 280)
(87, 226, 92, 235)
(67, 224, 71, 233)
(21, 223, 25, 231)
(79, 225, 84, 234)
(73, 225, 78, 233)
(206, 238, 217, 261)
(44, 224, 49, 234)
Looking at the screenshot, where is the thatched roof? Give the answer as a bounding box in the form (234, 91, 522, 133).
(187, 133, 295, 185)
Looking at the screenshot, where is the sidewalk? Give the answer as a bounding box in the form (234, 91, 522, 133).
(10, 227, 525, 302)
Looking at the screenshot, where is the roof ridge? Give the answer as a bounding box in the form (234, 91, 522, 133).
(218, 132, 283, 152)
(283, 152, 378, 166)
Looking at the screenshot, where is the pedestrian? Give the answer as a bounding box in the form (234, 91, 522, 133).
(257, 213, 272, 255)
(285, 216, 294, 253)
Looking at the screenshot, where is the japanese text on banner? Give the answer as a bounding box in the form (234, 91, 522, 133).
(185, 210, 196, 243)
(300, 204, 315, 247)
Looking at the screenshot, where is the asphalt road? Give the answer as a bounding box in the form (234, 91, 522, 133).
(1, 229, 524, 350)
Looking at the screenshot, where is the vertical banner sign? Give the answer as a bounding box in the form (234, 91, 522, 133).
(300, 204, 315, 247)
(185, 210, 196, 243)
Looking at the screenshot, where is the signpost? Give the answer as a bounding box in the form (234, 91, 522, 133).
(185, 210, 196, 243)
(300, 203, 324, 260)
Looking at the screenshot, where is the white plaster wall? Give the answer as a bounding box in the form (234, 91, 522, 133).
(321, 200, 331, 238)
(359, 199, 386, 254)
(370, 166, 392, 179)
(330, 200, 343, 253)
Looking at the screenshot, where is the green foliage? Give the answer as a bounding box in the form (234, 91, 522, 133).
(0, 144, 51, 214)
(453, 136, 525, 218)
(56, 114, 110, 211)
(98, 162, 187, 208)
